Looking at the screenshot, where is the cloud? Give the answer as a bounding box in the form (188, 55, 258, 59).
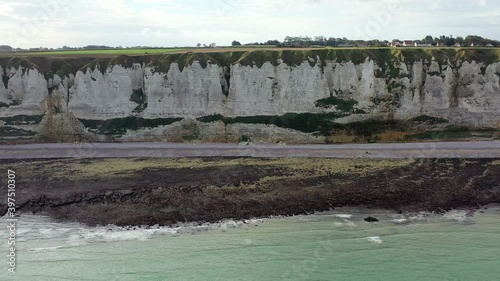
(0, 0, 498, 48)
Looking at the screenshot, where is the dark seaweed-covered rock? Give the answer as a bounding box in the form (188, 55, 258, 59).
(364, 217, 379, 223)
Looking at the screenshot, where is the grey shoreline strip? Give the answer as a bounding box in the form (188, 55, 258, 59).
(1, 141, 500, 159)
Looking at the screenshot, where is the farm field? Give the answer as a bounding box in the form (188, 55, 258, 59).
(0, 46, 497, 58)
(0, 48, 186, 57)
(0, 46, 294, 58)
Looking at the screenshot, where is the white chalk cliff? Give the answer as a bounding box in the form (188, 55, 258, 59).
(1, 50, 499, 143)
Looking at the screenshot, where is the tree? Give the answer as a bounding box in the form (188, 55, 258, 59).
(445, 35, 456, 46)
(313, 36, 326, 46)
(209, 43, 216, 48)
(325, 37, 336, 47)
(265, 39, 281, 46)
(232, 40, 242, 46)
(464, 35, 499, 47)
(423, 35, 434, 44)
(197, 43, 201, 47)
(0, 45, 13, 52)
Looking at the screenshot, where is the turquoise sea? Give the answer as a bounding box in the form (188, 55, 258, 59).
(1, 207, 499, 281)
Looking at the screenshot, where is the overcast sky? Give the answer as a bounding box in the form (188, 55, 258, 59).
(0, 0, 498, 48)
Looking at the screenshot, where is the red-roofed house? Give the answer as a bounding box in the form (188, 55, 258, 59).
(391, 40, 401, 47)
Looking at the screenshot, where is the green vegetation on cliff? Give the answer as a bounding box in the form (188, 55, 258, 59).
(2, 48, 499, 77)
(79, 117, 182, 135)
(314, 96, 358, 112)
(0, 57, 94, 78)
(0, 127, 37, 139)
(196, 112, 499, 143)
(196, 112, 404, 137)
(0, 115, 45, 125)
(197, 113, 348, 135)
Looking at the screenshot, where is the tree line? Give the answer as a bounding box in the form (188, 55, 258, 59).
(0, 35, 498, 53)
(231, 35, 499, 48)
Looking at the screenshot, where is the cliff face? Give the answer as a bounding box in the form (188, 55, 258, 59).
(1, 49, 500, 144)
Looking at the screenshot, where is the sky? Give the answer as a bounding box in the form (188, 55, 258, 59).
(0, 0, 498, 48)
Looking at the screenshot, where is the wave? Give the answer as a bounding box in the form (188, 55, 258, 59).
(2, 215, 265, 243)
(0, 207, 485, 246)
(386, 209, 477, 226)
(391, 218, 409, 224)
(442, 210, 474, 222)
(334, 214, 353, 219)
(29, 246, 63, 253)
(365, 236, 383, 244)
(74, 218, 264, 242)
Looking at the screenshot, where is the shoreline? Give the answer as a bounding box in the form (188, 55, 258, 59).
(5, 205, 495, 231)
(2, 141, 500, 159)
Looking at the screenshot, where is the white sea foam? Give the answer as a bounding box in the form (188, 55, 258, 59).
(334, 214, 353, 219)
(366, 236, 383, 244)
(77, 220, 264, 242)
(443, 210, 471, 222)
(399, 210, 474, 223)
(333, 220, 357, 228)
(391, 218, 409, 224)
(5, 215, 265, 243)
(406, 212, 432, 221)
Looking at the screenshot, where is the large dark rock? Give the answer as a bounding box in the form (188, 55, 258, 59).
(364, 217, 379, 223)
